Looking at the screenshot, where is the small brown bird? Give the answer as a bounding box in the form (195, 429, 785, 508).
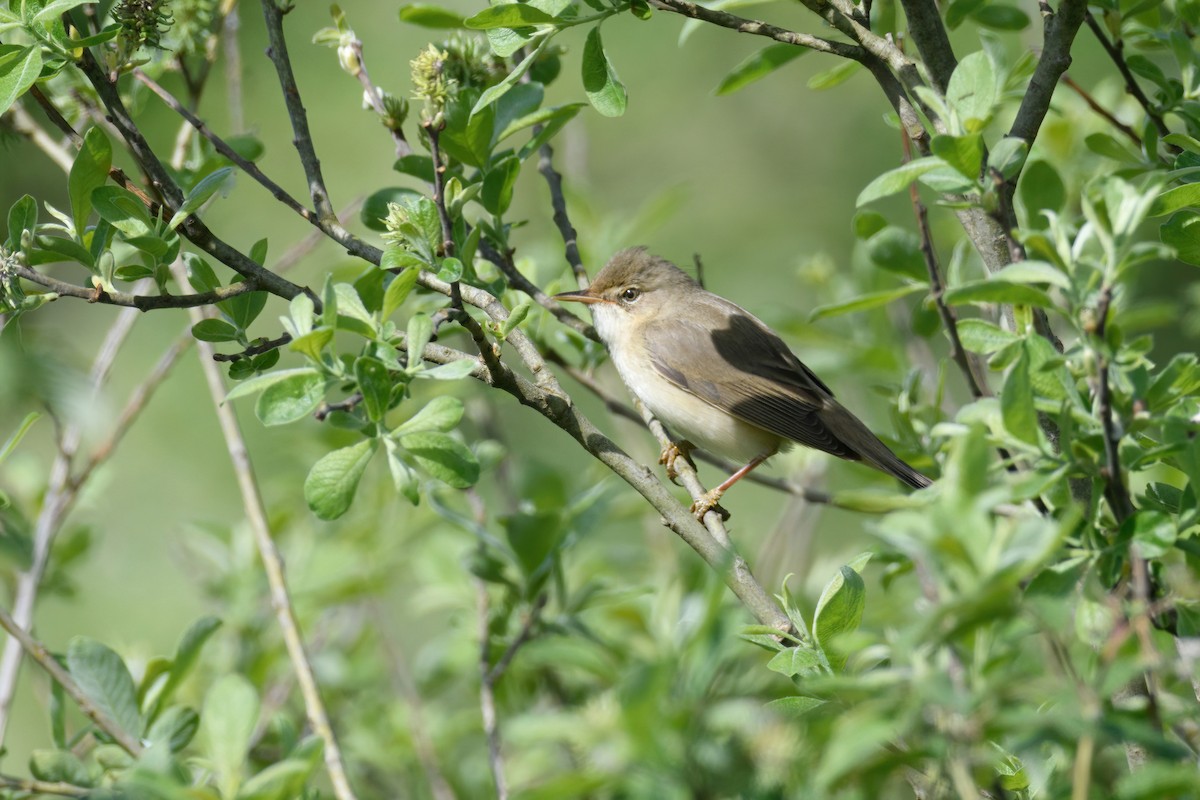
(555, 247, 931, 518)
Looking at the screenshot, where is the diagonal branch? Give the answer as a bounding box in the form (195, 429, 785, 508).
(649, 0, 865, 59)
(260, 0, 337, 221)
(10, 264, 261, 310)
(898, 0, 958, 93)
(1083, 12, 1170, 139)
(537, 141, 588, 286)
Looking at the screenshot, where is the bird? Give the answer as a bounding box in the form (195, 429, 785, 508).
(554, 247, 931, 519)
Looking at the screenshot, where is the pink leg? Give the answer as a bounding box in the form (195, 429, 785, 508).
(691, 452, 772, 520)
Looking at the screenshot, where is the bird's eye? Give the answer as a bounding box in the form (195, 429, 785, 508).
(621, 287, 641, 302)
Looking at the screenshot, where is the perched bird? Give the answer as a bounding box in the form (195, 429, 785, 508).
(555, 247, 931, 518)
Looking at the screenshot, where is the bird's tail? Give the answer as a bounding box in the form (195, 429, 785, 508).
(821, 401, 932, 489)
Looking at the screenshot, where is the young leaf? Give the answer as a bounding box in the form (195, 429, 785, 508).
(0, 46, 42, 118)
(956, 318, 1019, 354)
(943, 280, 1053, 307)
(809, 284, 925, 320)
(383, 268, 421, 319)
(715, 44, 806, 95)
(191, 318, 241, 343)
(1149, 183, 1200, 217)
(30, 750, 93, 787)
(398, 3, 465, 28)
(813, 565, 867, 654)
(67, 637, 142, 741)
(145, 706, 200, 753)
(385, 438, 421, 504)
(168, 167, 234, 230)
(581, 27, 627, 117)
(1001, 345, 1039, 445)
(392, 395, 465, 437)
(225, 368, 324, 402)
(355, 357, 393, 422)
(255, 370, 326, 426)
(856, 157, 941, 206)
(407, 313, 434, 370)
(930, 133, 984, 180)
(766, 646, 822, 677)
(418, 359, 478, 380)
(237, 757, 318, 800)
(399, 431, 480, 488)
(201, 674, 260, 797)
(1161, 211, 1200, 265)
(69, 127, 112, 235)
(946, 51, 997, 132)
(304, 439, 378, 520)
(472, 36, 552, 116)
(807, 60, 861, 90)
(765, 695, 827, 717)
(6, 194, 36, 250)
(464, 4, 558, 29)
(152, 616, 222, 720)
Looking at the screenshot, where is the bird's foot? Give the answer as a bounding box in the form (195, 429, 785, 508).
(659, 441, 696, 484)
(690, 489, 730, 522)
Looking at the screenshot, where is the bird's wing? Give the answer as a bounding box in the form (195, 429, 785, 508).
(640, 296, 861, 460)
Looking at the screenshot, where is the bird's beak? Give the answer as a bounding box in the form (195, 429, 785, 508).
(554, 288, 604, 305)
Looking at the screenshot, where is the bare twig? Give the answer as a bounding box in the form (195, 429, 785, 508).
(0, 773, 89, 796)
(173, 263, 360, 800)
(649, 0, 865, 59)
(1092, 285, 1133, 520)
(477, 240, 595, 338)
(486, 592, 548, 685)
(260, 0, 337, 221)
(211, 333, 293, 363)
(344, 37, 411, 158)
(897, 0, 957, 92)
(1083, 12, 1170, 139)
(537, 141, 588, 286)
(10, 264, 260, 310)
(1061, 74, 1142, 147)
(0, 604, 144, 755)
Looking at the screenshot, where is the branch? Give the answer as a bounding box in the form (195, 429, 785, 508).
(486, 592, 548, 685)
(211, 333, 292, 363)
(477, 240, 595, 338)
(414, 340, 795, 634)
(1007, 0, 1089, 148)
(1061, 74, 1142, 147)
(0, 773, 89, 797)
(173, 263, 360, 800)
(0, 603, 144, 755)
(260, 0, 337, 221)
(537, 141, 588, 286)
(10, 264, 261, 310)
(344, 36, 411, 158)
(1092, 285, 1133, 520)
(1083, 12, 1170, 139)
(476, 579, 509, 800)
(649, 0, 865, 59)
(898, 0, 958, 93)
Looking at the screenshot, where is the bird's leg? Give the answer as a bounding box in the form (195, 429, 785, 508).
(690, 452, 772, 521)
(659, 440, 696, 484)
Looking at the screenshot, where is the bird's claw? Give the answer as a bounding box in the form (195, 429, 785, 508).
(690, 490, 730, 522)
(659, 441, 695, 484)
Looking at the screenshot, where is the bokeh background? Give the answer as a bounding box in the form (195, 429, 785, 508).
(0, 0, 1186, 782)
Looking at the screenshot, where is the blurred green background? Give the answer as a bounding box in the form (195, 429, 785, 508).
(0, 0, 1173, 777)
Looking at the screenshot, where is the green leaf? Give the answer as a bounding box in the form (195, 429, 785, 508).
(7, 194, 36, 250)
(715, 44, 806, 95)
(765, 695, 827, 717)
(383, 268, 420, 319)
(168, 167, 233, 230)
(993, 260, 1071, 289)
(1149, 183, 1200, 217)
(971, 4, 1029, 29)
(503, 509, 564, 575)
(1129, 510, 1176, 558)
(91, 185, 155, 241)
(0, 412, 39, 466)
(437, 256, 465, 282)
(417, 359, 478, 380)
(69, 127, 112, 235)
(581, 27, 627, 117)
(355, 357, 393, 422)
(225, 367, 324, 402)
(67, 637, 141, 742)
(473, 36, 552, 116)
(30, 749, 93, 786)
(813, 565, 866, 667)
(856, 157, 941, 206)
(866, 227, 928, 280)
(398, 3, 465, 28)
(237, 758, 319, 800)
(201, 674, 260, 798)
(145, 705, 200, 752)
(0, 46, 42, 118)
(1161, 211, 1200, 265)
(988, 136, 1028, 179)
(1018, 160, 1065, 222)
(946, 51, 997, 132)
(407, 313, 434, 370)
(497, 101, 586, 142)
(385, 438, 421, 504)
(943, 280, 1053, 307)
(464, 4, 558, 29)
(32, 0, 96, 24)
(806, 60, 861, 91)
(393, 395, 464, 436)
(479, 156, 520, 216)
(400, 432, 480, 488)
(931, 133, 984, 180)
(289, 328, 334, 361)
(1086, 132, 1142, 163)
(361, 187, 423, 232)
(154, 616, 221, 719)
(766, 646, 822, 677)
(304, 439, 378, 520)
(1001, 345, 1038, 444)
(255, 370, 325, 426)
(956, 318, 1018, 354)
(810, 284, 925, 320)
(191, 318, 240, 342)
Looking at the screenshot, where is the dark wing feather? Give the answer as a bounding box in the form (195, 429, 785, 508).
(640, 295, 861, 460)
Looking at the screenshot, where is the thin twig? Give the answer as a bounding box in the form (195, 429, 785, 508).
(486, 592, 548, 685)
(649, 0, 864, 58)
(10, 264, 260, 310)
(345, 36, 411, 158)
(1093, 285, 1133, 520)
(0, 773, 89, 796)
(536, 141, 588, 286)
(0, 604, 144, 755)
(1061, 74, 1142, 147)
(260, 0, 337, 221)
(211, 333, 292, 363)
(1083, 12, 1170, 138)
(476, 578, 509, 800)
(173, 263, 360, 800)
(477, 240, 595, 338)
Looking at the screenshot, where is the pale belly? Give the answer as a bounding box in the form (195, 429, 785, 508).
(610, 342, 781, 464)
